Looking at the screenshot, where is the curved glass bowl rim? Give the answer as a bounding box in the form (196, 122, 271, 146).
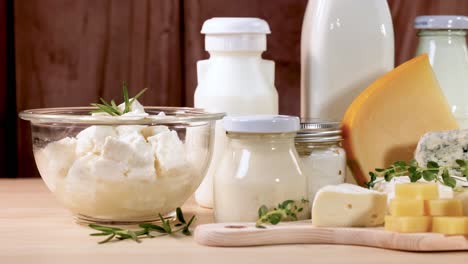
(19, 106, 225, 125)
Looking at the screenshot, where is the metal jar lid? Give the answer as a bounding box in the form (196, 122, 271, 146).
(295, 119, 342, 143)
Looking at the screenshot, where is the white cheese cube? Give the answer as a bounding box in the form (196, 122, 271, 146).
(148, 131, 187, 175)
(115, 125, 146, 136)
(141, 125, 170, 139)
(118, 99, 148, 117)
(76, 126, 117, 156)
(92, 158, 127, 181)
(36, 137, 76, 191)
(312, 184, 387, 227)
(101, 137, 133, 163)
(102, 133, 156, 181)
(65, 153, 99, 197)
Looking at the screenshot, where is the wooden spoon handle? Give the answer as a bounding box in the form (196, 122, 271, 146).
(194, 222, 468, 251)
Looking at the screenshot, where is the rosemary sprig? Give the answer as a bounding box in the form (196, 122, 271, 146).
(90, 81, 148, 116)
(367, 159, 468, 189)
(89, 207, 196, 244)
(256, 198, 309, 228)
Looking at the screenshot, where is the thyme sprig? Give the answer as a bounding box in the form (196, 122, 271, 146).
(256, 198, 309, 228)
(89, 207, 195, 244)
(367, 159, 468, 189)
(90, 81, 147, 116)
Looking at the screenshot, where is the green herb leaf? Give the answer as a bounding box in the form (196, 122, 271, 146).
(258, 205, 268, 218)
(176, 207, 186, 224)
(90, 82, 147, 116)
(367, 159, 468, 189)
(89, 207, 194, 244)
(422, 170, 436, 181)
(427, 161, 439, 169)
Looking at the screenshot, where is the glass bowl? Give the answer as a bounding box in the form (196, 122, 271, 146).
(19, 107, 224, 224)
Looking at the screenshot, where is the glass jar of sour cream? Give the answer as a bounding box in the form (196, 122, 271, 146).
(214, 115, 309, 223)
(295, 120, 346, 203)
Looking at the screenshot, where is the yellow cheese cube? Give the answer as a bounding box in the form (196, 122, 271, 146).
(432, 217, 468, 235)
(389, 199, 425, 216)
(425, 199, 464, 216)
(384, 216, 432, 233)
(394, 183, 439, 200)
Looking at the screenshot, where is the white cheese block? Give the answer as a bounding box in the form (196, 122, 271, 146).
(36, 137, 77, 191)
(118, 99, 149, 117)
(312, 183, 387, 227)
(76, 126, 117, 156)
(141, 125, 170, 139)
(149, 131, 187, 176)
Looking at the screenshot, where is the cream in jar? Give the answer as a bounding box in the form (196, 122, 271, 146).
(295, 120, 346, 203)
(214, 115, 309, 223)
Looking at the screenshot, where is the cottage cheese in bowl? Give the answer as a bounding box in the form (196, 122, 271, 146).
(21, 100, 222, 223)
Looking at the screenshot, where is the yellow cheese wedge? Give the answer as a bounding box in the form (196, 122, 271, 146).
(432, 217, 468, 235)
(425, 199, 464, 216)
(394, 183, 439, 200)
(342, 54, 459, 186)
(384, 215, 432, 233)
(389, 199, 425, 216)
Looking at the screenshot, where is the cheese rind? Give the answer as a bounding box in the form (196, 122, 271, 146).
(389, 199, 425, 216)
(384, 216, 432, 233)
(395, 183, 439, 200)
(425, 199, 464, 216)
(312, 184, 387, 227)
(432, 217, 468, 235)
(342, 55, 459, 186)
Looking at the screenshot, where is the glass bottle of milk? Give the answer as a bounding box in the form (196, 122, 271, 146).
(194, 18, 279, 208)
(301, 0, 394, 120)
(414, 16, 468, 127)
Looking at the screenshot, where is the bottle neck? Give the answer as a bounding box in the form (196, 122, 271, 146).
(227, 132, 297, 147)
(418, 29, 467, 40)
(208, 51, 264, 58)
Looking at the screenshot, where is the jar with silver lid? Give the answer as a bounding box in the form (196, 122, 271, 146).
(295, 120, 346, 203)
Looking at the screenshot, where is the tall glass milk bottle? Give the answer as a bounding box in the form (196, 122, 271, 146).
(194, 18, 279, 208)
(414, 16, 468, 127)
(301, 0, 394, 120)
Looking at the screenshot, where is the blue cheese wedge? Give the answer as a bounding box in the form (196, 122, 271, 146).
(415, 129, 468, 186)
(415, 129, 468, 170)
(312, 184, 387, 227)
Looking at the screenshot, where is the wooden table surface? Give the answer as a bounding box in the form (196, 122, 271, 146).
(1, 179, 467, 264)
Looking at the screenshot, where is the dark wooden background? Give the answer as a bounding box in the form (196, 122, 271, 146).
(1, 0, 468, 178)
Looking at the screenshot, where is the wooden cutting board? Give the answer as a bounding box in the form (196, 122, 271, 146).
(194, 221, 468, 251)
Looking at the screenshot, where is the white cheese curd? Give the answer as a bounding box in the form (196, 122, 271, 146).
(34, 137, 77, 192)
(118, 99, 149, 117)
(75, 126, 117, 156)
(149, 131, 188, 175)
(35, 100, 198, 220)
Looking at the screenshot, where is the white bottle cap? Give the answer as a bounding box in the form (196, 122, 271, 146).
(414, 16, 468, 29)
(201, 17, 271, 51)
(223, 115, 300, 133)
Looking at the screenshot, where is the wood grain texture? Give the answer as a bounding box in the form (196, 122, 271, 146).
(14, 0, 182, 177)
(0, 0, 7, 177)
(11, 0, 468, 178)
(2, 179, 468, 264)
(195, 222, 468, 251)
